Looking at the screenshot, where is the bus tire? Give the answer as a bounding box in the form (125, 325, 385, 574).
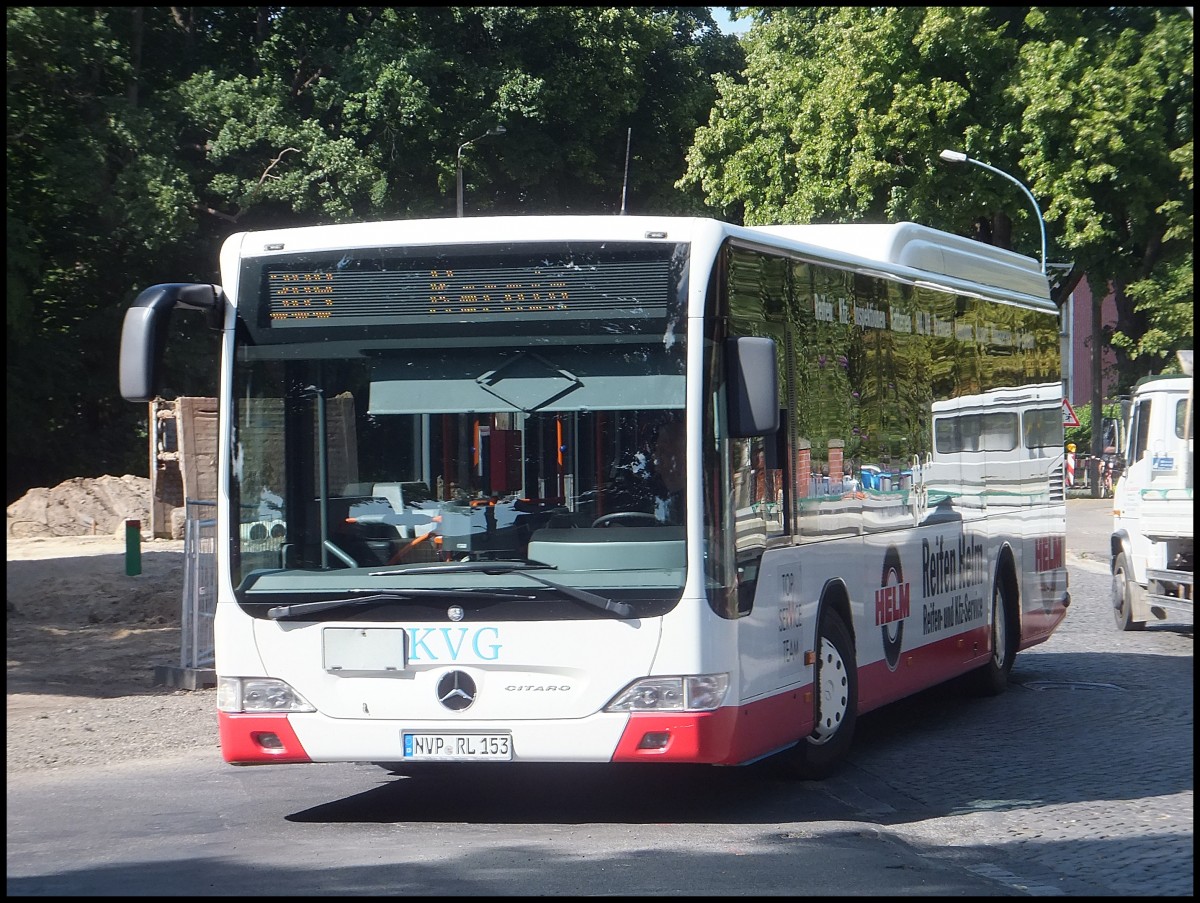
(792, 607, 857, 780)
(1112, 551, 1145, 631)
(971, 569, 1015, 696)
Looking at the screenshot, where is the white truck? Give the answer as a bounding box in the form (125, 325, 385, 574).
(1110, 350, 1193, 630)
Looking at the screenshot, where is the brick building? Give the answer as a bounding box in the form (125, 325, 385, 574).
(1060, 279, 1119, 408)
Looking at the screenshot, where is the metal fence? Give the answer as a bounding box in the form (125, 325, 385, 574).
(181, 499, 217, 670)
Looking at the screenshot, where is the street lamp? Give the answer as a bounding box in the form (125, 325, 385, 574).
(938, 149, 1047, 274)
(457, 126, 506, 217)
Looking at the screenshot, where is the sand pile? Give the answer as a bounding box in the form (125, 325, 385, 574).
(6, 475, 152, 539)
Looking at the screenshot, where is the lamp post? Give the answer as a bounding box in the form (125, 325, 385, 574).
(938, 149, 1046, 274)
(457, 126, 506, 217)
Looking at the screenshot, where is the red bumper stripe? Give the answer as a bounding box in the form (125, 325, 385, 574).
(218, 712, 312, 765)
(612, 687, 812, 765)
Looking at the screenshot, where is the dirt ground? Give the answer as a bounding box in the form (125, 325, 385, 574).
(6, 534, 221, 772)
(6, 473, 188, 697)
(6, 534, 189, 696)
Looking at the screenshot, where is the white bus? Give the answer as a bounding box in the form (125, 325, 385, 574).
(120, 215, 1068, 778)
(924, 382, 1068, 508)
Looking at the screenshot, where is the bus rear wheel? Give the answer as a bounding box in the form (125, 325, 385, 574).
(791, 608, 857, 780)
(970, 572, 1015, 696)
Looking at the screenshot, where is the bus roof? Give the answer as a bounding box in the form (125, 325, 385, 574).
(225, 214, 1052, 308)
(749, 221, 1049, 302)
(931, 382, 1063, 413)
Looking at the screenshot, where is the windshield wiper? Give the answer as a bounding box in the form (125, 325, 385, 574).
(508, 571, 634, 618)
(265, 589, 535, 621)
(369, 561, 634, 618)
(368, 561, 554, 577)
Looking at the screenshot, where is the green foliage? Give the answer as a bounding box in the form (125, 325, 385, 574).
(6, 6, 743, 500)
(680, 8, 1028, 226)
(1063, 401, 1093, 452)
(1065, 401, 1124, 454)
(6, 5, 1192, 503)
(682, 6, 1193, 395)
(7, 7, 216, 500)
(1013, 8, 1193, 392)
(1114, 249, 1194, 372)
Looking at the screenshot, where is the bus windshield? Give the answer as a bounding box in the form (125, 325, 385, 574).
(228, 241, 690, 618)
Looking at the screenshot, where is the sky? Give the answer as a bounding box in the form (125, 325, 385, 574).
(709, 6, 752, 35)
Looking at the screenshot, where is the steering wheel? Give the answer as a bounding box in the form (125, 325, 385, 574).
(591, 511, 659, 528)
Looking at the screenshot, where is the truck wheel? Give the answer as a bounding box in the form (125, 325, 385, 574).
(971, 571, 1015, 696)
(1112, 551, 1145, 631)
(791, 608, 858, 780)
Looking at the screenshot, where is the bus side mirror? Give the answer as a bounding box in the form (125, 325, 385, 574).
(119, 283, 224, 402)
(726, 336, 779, 437)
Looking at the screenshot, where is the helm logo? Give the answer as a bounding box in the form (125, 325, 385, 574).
(877, 546, 911, 671)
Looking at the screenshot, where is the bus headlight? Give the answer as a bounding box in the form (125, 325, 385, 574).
(604, 674, 730, 713)
(217, 677, 316, 714)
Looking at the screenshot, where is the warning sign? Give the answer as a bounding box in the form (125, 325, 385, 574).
(1062, 398, 1080, 427)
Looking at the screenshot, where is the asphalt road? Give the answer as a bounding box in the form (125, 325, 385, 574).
(7, 498, 1192, 896)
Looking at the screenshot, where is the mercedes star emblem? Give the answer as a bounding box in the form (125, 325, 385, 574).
(436, 671, 477, 711)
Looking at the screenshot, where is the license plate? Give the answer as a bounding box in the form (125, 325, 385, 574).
(403, 733, 513, 760)
(323, 627, 406, 673)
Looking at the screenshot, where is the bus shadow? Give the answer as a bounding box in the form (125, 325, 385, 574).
(287, 647, 1191, 827)
(287, 758, 812, 824)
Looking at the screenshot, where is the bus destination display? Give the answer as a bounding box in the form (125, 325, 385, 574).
(265, 257, 671, 327)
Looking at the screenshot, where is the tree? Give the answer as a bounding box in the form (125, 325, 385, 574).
(1012, 7, 1193, 384)
(171, 6, 742, 224)
(679, 6, 1191, 494)
(1010, 7, 1192, 484)
(7, 7, 216, 502)
(682, 8, 1029, 227)
(680, 7, 1192, 374)
(6, 6, 743, 501)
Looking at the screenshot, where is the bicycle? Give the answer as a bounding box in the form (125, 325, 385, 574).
(1100, 459, 1111, 497)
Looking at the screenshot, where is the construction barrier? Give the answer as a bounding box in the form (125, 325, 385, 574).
(181, 499, 217, 672)
(153, 499, 217, 690)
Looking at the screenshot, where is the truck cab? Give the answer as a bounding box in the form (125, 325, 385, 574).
(1111, 350, 1194, 629)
